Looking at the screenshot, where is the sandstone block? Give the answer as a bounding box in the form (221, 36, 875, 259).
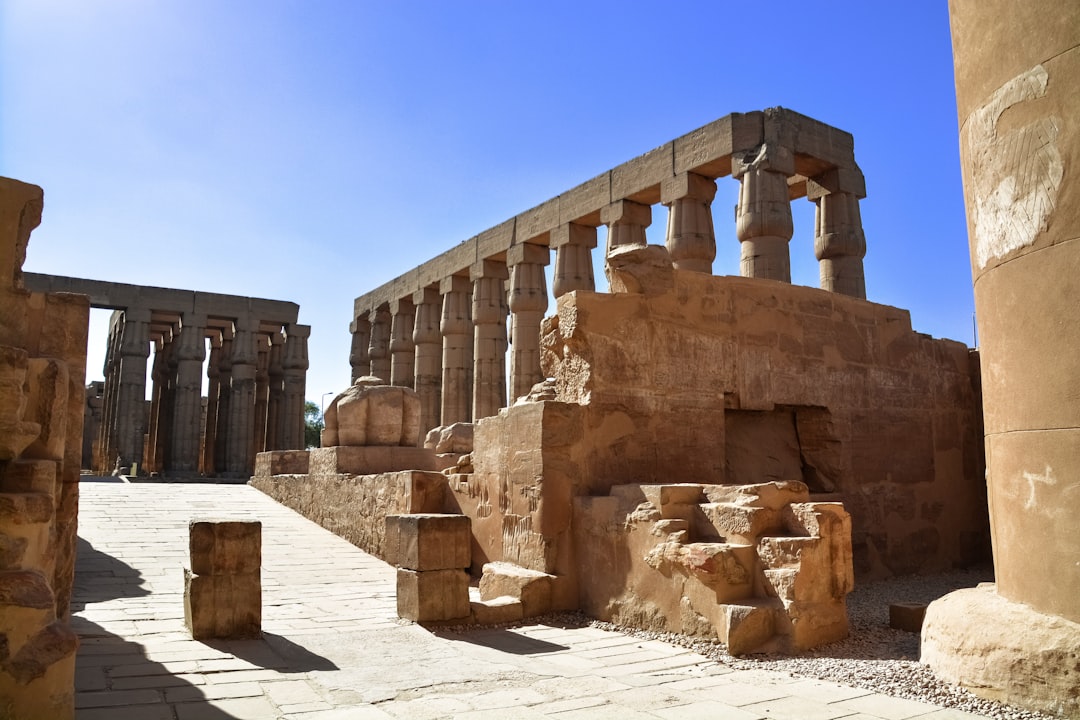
(253, 450, 309, 477)
(184, 569, 262, 640)
(307, 445, 436, 475)
(385, 514, 471, 571)
(323, 376, 421, 447)
(471, 596, 524, 625)
(479, 562, 553, 617)
(396, 568, 470, 622)
(189, 518, 261, 576)
(889, 602, 926, 632)
(424, 422, 474, 454)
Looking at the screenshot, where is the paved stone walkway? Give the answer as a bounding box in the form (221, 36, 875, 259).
(73, 479, 987, 720)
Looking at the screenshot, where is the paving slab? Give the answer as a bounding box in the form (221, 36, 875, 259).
(73, 479, 990, 719)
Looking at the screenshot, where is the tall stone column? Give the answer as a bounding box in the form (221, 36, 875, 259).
(733, 144, 795, 282)
(168, 314, 206, 473)
(412, 287, 442, 435)
(808, 168, 868, 298)
(213, 336, 233, 473)
(471, 260, 509, 420)
(265, 331, 285, 451)
(662, 172, 718, 273)
(150, 329, 178, 473)
(225, 320, 258, 476)
(440, 275, 472, 426)
(253, 333, 271, 455)
(389, 298, 416, 388)
(601, 200, 651, 255)
(281, 324, 310, 451)
(921, 3, 1080, 715)
(97, 314, 122, 471)
(507, 243, 550, 402)
(349, 315, 371, 384)
(144, 337, 165, 472)
(202, 334, 222, 474)
(551, 223, 597, 298)
(368, 306, 391, 383)
(114, 308, 151, 472)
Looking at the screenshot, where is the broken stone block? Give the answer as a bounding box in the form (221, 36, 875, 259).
(385, 514, 471, 571)
(396, 568, 470, 622)
(479, 562, 553, 617)
(322, 377, 421, 447)
(253, 449, 310, 477)
(424, 422, 474, 454)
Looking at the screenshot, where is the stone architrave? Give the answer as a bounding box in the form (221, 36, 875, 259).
(281, 324, 310, 452)
(389, 297, 416, 388)
(507, 243, 550, 403)
(733, 144, 795, 282)
(412, 287, 442, 435)
(662, 172, 718, 274)
(470, 260, 508, 421)
(169, 314, 206, 473)
(439, 276, 472, 426)
(368, 306, 391, 383)
(551, 223, 597, 298)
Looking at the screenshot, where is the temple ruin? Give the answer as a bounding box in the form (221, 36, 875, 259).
(253, 108, 990, 653)
(23, 274, 310, 479)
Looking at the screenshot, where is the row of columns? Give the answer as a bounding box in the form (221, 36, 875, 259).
(96, 310, 310, 477)
(351, 160, 867, 436)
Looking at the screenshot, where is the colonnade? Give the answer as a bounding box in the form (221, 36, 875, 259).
(97, 310, 310, 477)
(350, 109, 869, 437)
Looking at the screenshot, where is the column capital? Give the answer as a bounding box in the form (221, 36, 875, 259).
(506, 242, 550, 267)
(600, 200, 651, 227)
(660, 172, 717, 205)
(390, 296, 415, 315)
(731, 143, 795, 179)
(550, 222, 598, 250)
(806, 166, 867, 200)
(412, 285, 440, 306)
(439, 274, 472, 295)
(469, 259, 509, 282)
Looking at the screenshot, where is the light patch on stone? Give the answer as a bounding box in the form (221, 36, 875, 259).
(1021, 464, 1056, 510)
(967, 64, 1063, 270)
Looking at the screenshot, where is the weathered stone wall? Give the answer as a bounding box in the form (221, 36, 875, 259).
(0, 177, 89, 720)
(249, 470, 445, 560)
(460, 270, 987, 581)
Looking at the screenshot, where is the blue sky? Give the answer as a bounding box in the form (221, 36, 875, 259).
(1, 1, 973, 407)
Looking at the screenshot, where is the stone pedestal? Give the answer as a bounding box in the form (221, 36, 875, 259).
(388, 513, 472, 622)
(184, 518, 262, 640)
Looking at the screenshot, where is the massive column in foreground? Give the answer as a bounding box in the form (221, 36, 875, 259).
(281, 324, 310, 452)
(922, 2, 1080, 716)
(169, 313, 206, 473)
(225, 319, 258, 476)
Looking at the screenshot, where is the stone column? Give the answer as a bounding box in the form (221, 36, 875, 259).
(733, 144, 795, 282)
(349, 315, 371, 384)
(471, 260, 509, 420)
(921, 3, 1080, 715)
(97, 314, 122, 471)
(225, 320, 258, 476)
(601, 200, 651, 256)
(808, 168, 868, 298)
(368, 306, 391, 383)
(507, 243, 550, 402)
(213, 335, 233, 474)
(168, 314, 206, 474)
(202, 334, 222, 474)
(662, 172, 718, 273)
(114, 308, 151, 472)
(551, 223, 597, 298)
(253, 333, 271, 455)
(412, 287, 442, 435)
(440, 276, 472, 426)
(389, 298, 416, 388)
(144, 336, 165, 472)
(265, 331, 285, 451)
(150, 329, 178, 473)
(281, 324, 310, 451)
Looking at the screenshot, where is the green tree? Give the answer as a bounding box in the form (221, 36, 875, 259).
(304, 401, 324, 449)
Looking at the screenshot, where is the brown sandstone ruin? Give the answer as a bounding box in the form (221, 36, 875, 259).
(921, 1, 1080, 716)
(0, 178, 87, 719)
(23, 274, 311, 478)
(254, 108, 990, 655)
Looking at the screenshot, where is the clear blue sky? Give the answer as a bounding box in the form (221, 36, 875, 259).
(1, 1, 973, 408)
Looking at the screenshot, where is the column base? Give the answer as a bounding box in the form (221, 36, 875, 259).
(921, 584, 1080, 717)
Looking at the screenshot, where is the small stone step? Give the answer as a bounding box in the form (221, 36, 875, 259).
(479, 562, 554, 617)
(470, 596, 523, 625)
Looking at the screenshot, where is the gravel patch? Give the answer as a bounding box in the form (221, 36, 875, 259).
(449, 567, 1056, 720)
